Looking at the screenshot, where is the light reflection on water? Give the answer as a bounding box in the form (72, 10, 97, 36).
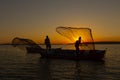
(0, 44, 120, 80)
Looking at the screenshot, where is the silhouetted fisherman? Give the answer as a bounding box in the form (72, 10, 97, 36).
(75, 37, 81, 57)
(45, 36, 51, 50)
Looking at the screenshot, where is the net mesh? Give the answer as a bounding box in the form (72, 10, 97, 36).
(56, 26, 95, 50)
(11, 37, 42, 50)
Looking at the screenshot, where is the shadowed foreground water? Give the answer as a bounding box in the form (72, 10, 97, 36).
(0, 44, 120, 80)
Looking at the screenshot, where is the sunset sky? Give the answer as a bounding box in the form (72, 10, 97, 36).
(0, 0, 120, 44)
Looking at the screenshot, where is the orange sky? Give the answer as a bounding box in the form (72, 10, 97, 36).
(0, 0, 120, 44)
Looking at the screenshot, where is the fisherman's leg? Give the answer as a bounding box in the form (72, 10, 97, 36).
(48, 45, 51, 50)
(76, 48, 79, 56)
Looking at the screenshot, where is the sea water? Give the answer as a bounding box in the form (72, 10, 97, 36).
(0, 44, 120, 80)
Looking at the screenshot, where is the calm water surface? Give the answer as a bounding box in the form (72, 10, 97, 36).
(0, 44, 120, 80)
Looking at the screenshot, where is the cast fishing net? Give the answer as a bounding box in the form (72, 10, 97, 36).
(56, 26, 95, 50)
(12, 37, 42, 50)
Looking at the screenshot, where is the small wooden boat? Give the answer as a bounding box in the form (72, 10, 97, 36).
(26, 47, 106, 60)
(12, 27, 106, 60)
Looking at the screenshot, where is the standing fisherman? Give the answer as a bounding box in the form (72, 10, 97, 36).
(75, 37, 81, 56)
(45, 35, 51, 50)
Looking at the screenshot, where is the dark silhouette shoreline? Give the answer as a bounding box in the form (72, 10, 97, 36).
(0, 41, 120, 45)
(94, 41, 120, 44)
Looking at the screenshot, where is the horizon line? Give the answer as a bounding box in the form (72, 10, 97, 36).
(1, 41, 120, 45)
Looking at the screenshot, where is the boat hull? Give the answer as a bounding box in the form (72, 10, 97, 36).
(26, 47, 106, 60)
(42, 50, 105, 60)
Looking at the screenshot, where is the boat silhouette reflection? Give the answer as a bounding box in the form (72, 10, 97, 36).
(38, 58, 105, 80)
